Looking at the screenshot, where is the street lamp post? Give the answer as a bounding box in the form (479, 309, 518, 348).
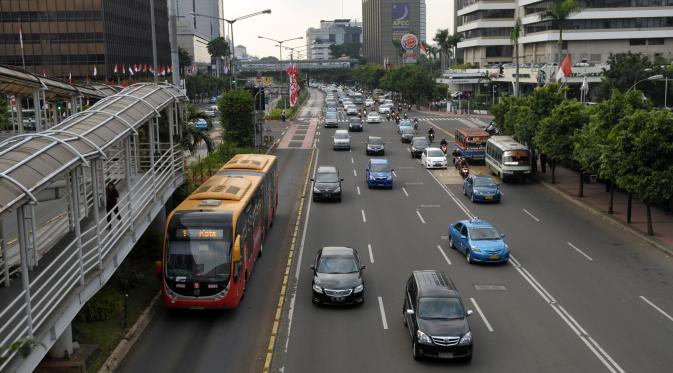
(190, 9, 271, 86)
(258, 35, 303, 110)
(627, 74, 663, 93)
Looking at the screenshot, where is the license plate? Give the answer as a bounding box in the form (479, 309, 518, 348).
(489, 255, 500, 260)
(438, 352, 453, 358)
(485, 196, 493, 200)
(333, 296, 344, 302)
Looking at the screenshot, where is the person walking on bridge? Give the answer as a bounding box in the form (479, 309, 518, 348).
(106, 182, 120, 225)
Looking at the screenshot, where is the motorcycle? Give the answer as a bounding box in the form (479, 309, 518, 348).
(460, 166, 470, 179)
(386, 113, 391, 122)
(428, 132, 435, 143)
(413, 120, 418, 130)
(440, 144, 448, 154)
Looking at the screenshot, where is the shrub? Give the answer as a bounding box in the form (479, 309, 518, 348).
(77, 288, 124, 322)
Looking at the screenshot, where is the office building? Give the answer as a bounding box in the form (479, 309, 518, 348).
(0, 0, 171, 80)
(420, 0, 427, 42)
(306, 19, 363, 60)
(362, 0, 423, 65)
(456, 0, 673, 67)
(176, 0, 226, 67)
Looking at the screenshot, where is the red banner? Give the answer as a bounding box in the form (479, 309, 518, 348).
(287, 64, 299, 107)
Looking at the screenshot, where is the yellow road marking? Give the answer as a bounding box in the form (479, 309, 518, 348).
(263, 147, 316, 373)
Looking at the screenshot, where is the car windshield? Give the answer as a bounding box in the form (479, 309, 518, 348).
(335, 133, 349, 139)
(474, 178, 497, 187)
(368, 113, 377, 117)
(349, 119, 361, 123)
(469, 227, 501, 240)
(318, 255, 358, 274)
(401, 128, 415, 134)
(326, 113, 337, 119)
(427, 149, 445, 157)
(418, 297, 465, 320)
(412, 139, 429, 147)
(316, 172, 339, 183)
(370, 163, 390, 172)
(368, 138, 383, 145)
(167, 228, 231, 281)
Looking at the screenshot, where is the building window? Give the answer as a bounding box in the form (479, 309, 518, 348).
(648, 38, 664, 45)
(630, 39, 646, 45)
(486, 46, 513, 58)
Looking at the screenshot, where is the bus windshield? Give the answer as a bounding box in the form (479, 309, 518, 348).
(503, 150, 530, 166)
(167, 227, 231, 281)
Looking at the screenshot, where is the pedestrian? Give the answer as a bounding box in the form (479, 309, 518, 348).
(532, 148, 539, 173)
(281, 109, 286, 122)
(106, 181, 120, 224)
(540, 150, 547, 173)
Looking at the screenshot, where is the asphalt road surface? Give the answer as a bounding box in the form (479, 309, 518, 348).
(271, 102, 673, 372)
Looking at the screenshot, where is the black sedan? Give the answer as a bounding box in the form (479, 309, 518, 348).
(410, 137, 429, 158)
(365, 136, 385, 155)
(311, 247, 365, 305)
(348, 118, 364, 132)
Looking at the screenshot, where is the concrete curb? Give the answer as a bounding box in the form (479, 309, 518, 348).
(533, 176, 673, 258)
(97, 292, 161, 373)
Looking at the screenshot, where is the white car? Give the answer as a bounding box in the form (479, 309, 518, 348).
(366, 112, 381, 123)
(378, 105, 391, 114)
(421, 148, 448, 169)
(346, 105, 358, 115)
(365, 98, 375, 107)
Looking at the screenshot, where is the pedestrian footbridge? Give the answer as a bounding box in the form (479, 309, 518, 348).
(0, 83, 187, 372)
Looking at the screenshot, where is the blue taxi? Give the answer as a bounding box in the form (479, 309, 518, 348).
(366, 159, 393, 189)
(448, 218, 509, 264)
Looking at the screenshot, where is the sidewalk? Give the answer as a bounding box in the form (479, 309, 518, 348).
(532, 164, 673, 256)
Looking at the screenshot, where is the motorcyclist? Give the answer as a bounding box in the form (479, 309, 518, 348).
(413, 118, 419, 130)
(428, 127, 435, 142)
(440, 138, 449, 153)
(386, 113, 391, 122)
(452, 148, 460, 164)
(403, 111, 408, 119)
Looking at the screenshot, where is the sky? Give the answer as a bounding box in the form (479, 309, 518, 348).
(223, 0, 452, 59)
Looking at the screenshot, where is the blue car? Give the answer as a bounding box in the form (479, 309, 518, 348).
(448, 218, 509, 264)
(366, 159, 393, 189)
(463, 175, 501, 203)
(195, 118, 209, 130)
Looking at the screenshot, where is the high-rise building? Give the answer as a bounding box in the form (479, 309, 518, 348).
(362, 0, 423, 65)
(176, 0, 226, 66)
(456, 0, 673, 67)
(420, 0, 427, 43)
(0, 0, 171, 79)
(306, 19, 363, 60)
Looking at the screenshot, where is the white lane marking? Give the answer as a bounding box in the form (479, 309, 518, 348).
(523, 208, 541, 222)
(353, 169, 357, 177)
(426, 169, 475, 219)
(357, 186, 361, 195)
(640, 296, 673, 323)
(368, 244, 375, 264)
(281, 131, 286, 136)
(402, 187, 409, 197)
(437, 245, 452, 265)
(378, 297, 389, 330)
(285, 148, 320, 352)
(420, 204, 440, 208)
(567, 242, 594, 261)
(416, 210, 426, 224)
(392, 171, 397, 178)
(351, 157, 354, 163)
(470, 297, 494, 332)
(404, 182, 423, 185)
(361, 209, 367, 223)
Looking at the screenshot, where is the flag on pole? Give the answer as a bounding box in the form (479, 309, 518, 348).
(114, 64, 118, 74)
(19, 25, 24, 50)
(580, 75, 589, 93)
(92, 64, 97, 77)
(556, 55, 572, 82)
(419, 41, 427, 55)
(149, 65, 154, 75)
(68, 72, 72, 83)
(129, 65, 134, 76)
(143, 64, 147, 72)
(122, 64, 126, 74)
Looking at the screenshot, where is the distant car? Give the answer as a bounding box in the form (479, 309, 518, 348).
(325, 106, 337, 115)
(410, 137, 429, 159)
(311, 246, 365, 305)
(312, 165, 343, 202)
(209, 96, 217, 104)
(346, 105, 358, 116)
(366, 112, 381, 123)
(204, 110, 216, 117)
(398, 120, 414, 134)
(365, 98, 375, 107)
(348, 118, 363, 132)
(449, 218, 510, 264)
(378, 105, 391, 114)
(365, 136, 385, 156)
(421, 148, 448, 169)
(463, 175, 501, 203)
(333, 129, 352, 150)
(366, 158, 393, 189)
(195, 118, 209, 130)
(400, 128, 416, 143)
(324, 112, 339, 127)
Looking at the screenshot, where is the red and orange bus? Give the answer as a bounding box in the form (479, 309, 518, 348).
(453, 128, 490, 161)
(158, 154, 278, 309)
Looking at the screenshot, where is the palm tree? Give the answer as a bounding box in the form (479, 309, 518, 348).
(181, 104, 215, 155)
(510, 17, 522, 97)
(433, 29, 450, 71)
(446, 33, 464, 67)
(541, 0, 582, 65)
(207, 37, 230, 77)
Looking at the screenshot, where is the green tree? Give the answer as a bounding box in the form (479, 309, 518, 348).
(504, 104, 536, 148)
(178, 47, 193, 73)
(510, 17, 522, 97)
(602, 109, 673, 235)
(207, 37, 230, 60)
(352, 64, 386, 89)
(540, 0, 582, 64)
(535, 100, 588, 183)
(433, 29, 450, 71)
(594, 52, 669, 106)
(490, 95, 528, 135)
(380, 65, 435, 105)
(0, 95, 9, 130)
(180, 104, 215, 155)
(258, 56, 279, 63)
(219, 89, 254, 146)
(446, 33, 463, 67)
(329, 42, 362, 59)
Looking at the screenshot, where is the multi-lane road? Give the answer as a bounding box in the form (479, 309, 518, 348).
(119, 88, 673, 373)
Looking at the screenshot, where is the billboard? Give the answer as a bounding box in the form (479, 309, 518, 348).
(400, 33, 418, 64)
(392, 3, 410, 41)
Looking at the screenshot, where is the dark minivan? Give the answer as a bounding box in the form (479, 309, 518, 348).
(403, 270, 473, 361)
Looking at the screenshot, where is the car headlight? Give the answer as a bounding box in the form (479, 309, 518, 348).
(313, 187, 320, 193)
(369, 174, 376, 180)
(459, 331, 472, 345)
(416, 330, 433, 345)
(470, 245, 481, 253)
(354, 284, 364, 293)
(334, 186, 341, 193)
(473, 189, 482, 195)
(312, 283, 323, 293)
